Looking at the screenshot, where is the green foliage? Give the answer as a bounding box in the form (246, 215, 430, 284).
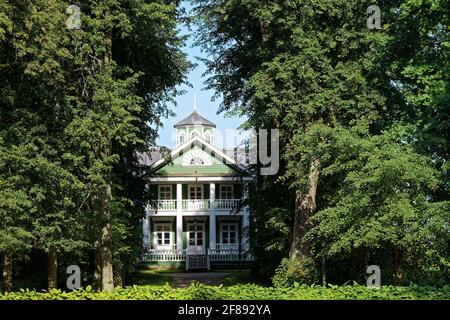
(193, 0, 449, 286)
(0, 283, 449, 300)
(0, 0, 190, 289)
(272, 258, 318, 287)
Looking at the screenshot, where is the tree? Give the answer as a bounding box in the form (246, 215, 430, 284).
(194, 0, 390, 280)
(0, 0, 189, 292)
(63, 0, 190, 291)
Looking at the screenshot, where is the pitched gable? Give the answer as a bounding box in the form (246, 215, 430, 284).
(151, 136, 247, 177)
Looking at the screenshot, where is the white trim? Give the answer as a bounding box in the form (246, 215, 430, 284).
(149, 176, 253, 182)
(181, 149, 213, 166)
(158, 185, 172, 200)
(150, 135, 237, 169)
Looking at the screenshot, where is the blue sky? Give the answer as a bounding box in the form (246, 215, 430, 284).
(155, 2, 247, 149)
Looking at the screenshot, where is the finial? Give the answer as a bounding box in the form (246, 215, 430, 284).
(193, 93, 197, 112)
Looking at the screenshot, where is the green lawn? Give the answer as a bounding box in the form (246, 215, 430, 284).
(128, 269, 173, 287)
(128, 268, 267, 287)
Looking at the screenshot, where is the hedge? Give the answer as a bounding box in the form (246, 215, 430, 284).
(1, 283, 449, 300)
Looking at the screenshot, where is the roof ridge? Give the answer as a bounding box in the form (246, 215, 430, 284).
(174, 111, 216, 128)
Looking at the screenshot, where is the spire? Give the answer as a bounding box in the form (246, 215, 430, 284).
(193, 93, 197, 112)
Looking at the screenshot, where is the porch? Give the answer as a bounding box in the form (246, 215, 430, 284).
(141, 214, 253, 270)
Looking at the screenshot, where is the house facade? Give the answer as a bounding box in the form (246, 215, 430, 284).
(141, 111, 253, 270)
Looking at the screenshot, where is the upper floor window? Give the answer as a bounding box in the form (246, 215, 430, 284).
(205, 132, 211, 143)
(178, 132, 185, 145)
(158, 185, 172, 200)
(191, 131, 200, 139)
(220, 185, 233, 199)
(190, 157, 204, 165)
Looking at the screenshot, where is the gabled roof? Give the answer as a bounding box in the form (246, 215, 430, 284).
(174, 111, 216, 128)
(150, 135, 248, 175)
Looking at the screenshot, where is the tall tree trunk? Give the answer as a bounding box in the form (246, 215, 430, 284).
(2, 254, 13, 292)
(290, 158, 320, 261)
(101, 184, 114, 292)
(393, 247, 403, 286)
(47, 248, 58, 290)
(93, 242, 102, 291)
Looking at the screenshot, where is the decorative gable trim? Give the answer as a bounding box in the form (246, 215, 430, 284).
(150, 135, 245, 173)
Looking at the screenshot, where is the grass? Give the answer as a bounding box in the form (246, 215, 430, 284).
(128, 269, 173, 287)
(128, 268, 266, 287)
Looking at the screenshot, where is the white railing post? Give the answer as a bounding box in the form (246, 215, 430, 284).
(209, 183, 216, 250)
(142, 211, 149, 247)
(177, 183, 183, 250)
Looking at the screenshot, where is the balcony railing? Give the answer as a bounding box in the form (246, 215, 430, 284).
(214, 199, 241, 210)
(148, 200, 177, 211)
(182, 199, 211, 211)
(147, 199, 242, 212)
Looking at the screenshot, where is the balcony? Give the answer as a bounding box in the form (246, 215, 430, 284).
(147, 199, 242, 212)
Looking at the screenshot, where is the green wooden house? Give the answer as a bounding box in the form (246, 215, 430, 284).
(141, 111, 253, 270)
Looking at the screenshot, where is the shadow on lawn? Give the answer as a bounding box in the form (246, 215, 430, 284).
(129, 269, 270, 287)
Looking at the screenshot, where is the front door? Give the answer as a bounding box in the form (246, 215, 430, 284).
(187, 222, 205, 255)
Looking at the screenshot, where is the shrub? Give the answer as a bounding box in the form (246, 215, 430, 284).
(0, 283, 449, 300)
(272, 258, 318, 287)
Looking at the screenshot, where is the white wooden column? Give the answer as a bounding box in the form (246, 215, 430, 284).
(142, 211, 150, 247)
(176, 183, 183, 249)
(209, 183, 216, 249)
(242, 184, 250, 249)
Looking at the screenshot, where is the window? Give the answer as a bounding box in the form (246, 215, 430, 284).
(205, 132, 211, 143)
(190, 131, 200, 139)
(154, 223, 172, 247)
(190, 157, 204, 165)
(221, 223, 238, 245)
(189, 185, 203, 200)
(178, 132, 185, 145)
(158, 185, 172, 200)
(188, 223, 204, 246)
(220, 185, 233, 199)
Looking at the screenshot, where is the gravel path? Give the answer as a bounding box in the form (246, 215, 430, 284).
(168, 272, 230, 288)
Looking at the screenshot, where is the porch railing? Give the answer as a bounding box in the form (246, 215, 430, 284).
(208, 244, 254, 261)
(142, 244, 254, 262)
(214, 199, 241, 210)
(142, 244, 185, 261)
